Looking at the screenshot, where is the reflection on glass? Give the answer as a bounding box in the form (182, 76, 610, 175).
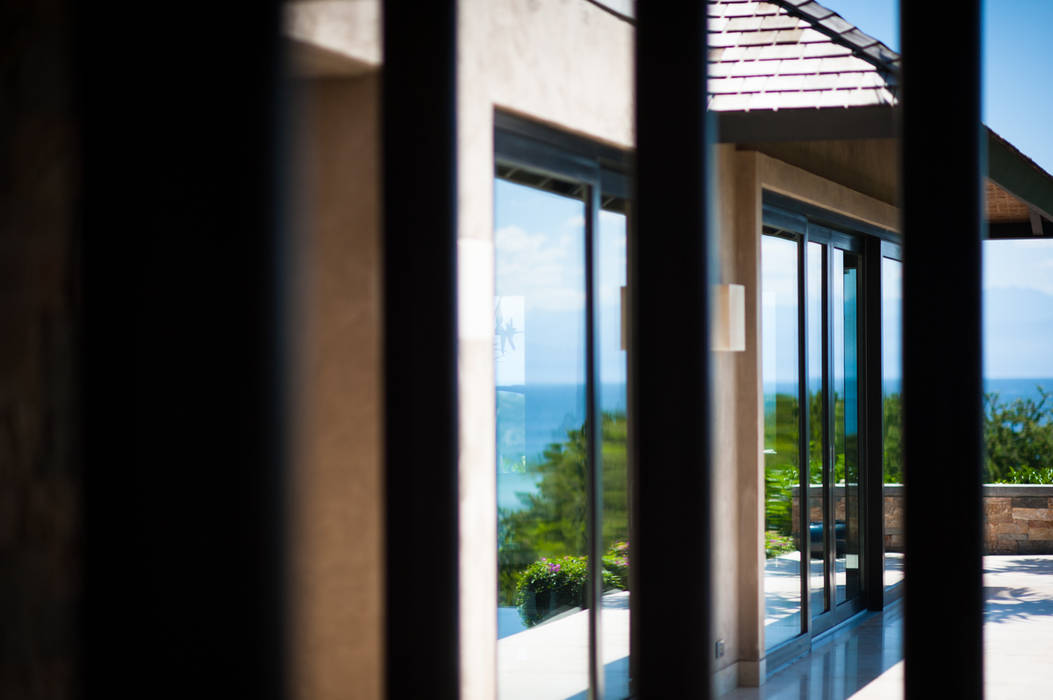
(762, 233, 803, 649)
(806, 242, 827, 616)
(882, 258, 904, 590)
(598, 204, 630, 699)
(833, 250, 861, 604)
(495, 178, 588, 698)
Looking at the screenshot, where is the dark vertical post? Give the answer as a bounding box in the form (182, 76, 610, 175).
(632, 4, 712, 697)
(382, 2, 460, 698)
(901, 2, 984, 697)
(80, 3, 289, 699)
(863, 238, 885, 609)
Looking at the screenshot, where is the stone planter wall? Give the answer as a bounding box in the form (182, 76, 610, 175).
(981, 485, 1053, 554)
(788, 484, 1053, 554)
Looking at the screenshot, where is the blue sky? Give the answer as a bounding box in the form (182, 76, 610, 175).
(822, 0, 1053, 379)
(820, 0, 1053, 175)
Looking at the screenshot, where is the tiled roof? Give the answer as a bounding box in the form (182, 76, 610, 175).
(708, 0, 899, 112)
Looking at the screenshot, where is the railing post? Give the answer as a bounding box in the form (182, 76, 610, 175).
(382, 1, 460, 698)
(901, 2, 985, 697)
(632, 4, 713, 697)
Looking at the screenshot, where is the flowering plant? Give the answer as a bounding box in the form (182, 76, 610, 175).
(602, 541, 629, 589)
(514, 550, 627, 627)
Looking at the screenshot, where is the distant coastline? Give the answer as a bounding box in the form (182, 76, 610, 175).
(761, 377, 1053, 404)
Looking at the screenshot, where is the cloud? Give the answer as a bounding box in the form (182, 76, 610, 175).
(563, 214, 585, 229)
(495, 224, 586, 312)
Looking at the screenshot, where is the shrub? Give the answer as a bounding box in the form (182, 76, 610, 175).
(985, 388, 1053, 483)
(497, 413, 630, 605)
(514, 555, 622, 627)
(765, 530, 796, 559)
(602, 541, 629, 589)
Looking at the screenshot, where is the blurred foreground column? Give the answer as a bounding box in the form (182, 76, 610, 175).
(901, 2, 984, 698)
(382, 1, 460, 698)
(632, 4, 713, 698)
(80, 3, 289, 698)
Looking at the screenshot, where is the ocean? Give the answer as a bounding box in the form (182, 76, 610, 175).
(762, 378, 1053, 402)
(981, 378, 1053, 404)
(497, 382, 626, 511)
(499, 379, 1053, 510)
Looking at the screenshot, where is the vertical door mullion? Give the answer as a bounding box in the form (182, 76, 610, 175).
(797, 233, 811, 635)
(822, 240, 835, 610)
(864, 238, 885, 609)
(585, 178, 604, 700)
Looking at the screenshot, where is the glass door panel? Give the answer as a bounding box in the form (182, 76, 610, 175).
(597, 200, 630, 699)
(495, 177, 589, 698)
(882, 257, 904, 592)
(762, 232, 803, 650)
(762, 214, 875, 649)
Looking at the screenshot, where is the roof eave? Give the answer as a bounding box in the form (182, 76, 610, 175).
(715, 104, 896, 143)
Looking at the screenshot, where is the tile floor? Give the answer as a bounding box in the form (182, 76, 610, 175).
(494, 555, 1052, 699)
(726, 554, 1053, 699)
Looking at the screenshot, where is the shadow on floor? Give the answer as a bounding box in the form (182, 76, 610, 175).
(983, 586, 1053, 624)
(983, 556, 1053, 624)
(565, 656, 630, 700)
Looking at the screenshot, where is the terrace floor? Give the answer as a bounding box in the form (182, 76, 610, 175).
(497, 555, 1052, 699)
(730, 554, 1053, 699)
(764, 552, 904, 649)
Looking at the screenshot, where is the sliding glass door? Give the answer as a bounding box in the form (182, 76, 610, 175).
(763, 208, 872, 656)
(493, 117, 632, 700)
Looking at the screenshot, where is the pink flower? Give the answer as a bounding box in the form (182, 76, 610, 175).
(547, 562, 561, 573)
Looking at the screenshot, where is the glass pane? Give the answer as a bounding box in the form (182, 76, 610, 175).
(763, 233, 803, 649)
(806, 242, 828, 616)
(882, 258, 904, 590)
(495, 178, 589, 698)
(833, 250, 862, 604)
(597, 201, 630, 699)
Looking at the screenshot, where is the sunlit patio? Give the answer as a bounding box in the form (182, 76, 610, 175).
(497, 591, 630, 700)
(734, 555, 1053, 699)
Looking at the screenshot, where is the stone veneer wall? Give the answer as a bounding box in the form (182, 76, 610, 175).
(884, 484, 1053, 554)
(791, 485, 1053, 554)
(980, 485, 1053, 554)
(791, 484, 1053, 555)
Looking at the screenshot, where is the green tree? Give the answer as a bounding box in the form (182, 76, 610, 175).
(984, 387, 1053, 483)
(764, 392, 799, 536)
(498, 412, 629, 605)
(883, 393, 903, 484)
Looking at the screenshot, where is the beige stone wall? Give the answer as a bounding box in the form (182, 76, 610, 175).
(721, 146, 765, 687)
(739, 139, 899, 207)
(288, 75, 384, 700)
(753, 149, 899, 232)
